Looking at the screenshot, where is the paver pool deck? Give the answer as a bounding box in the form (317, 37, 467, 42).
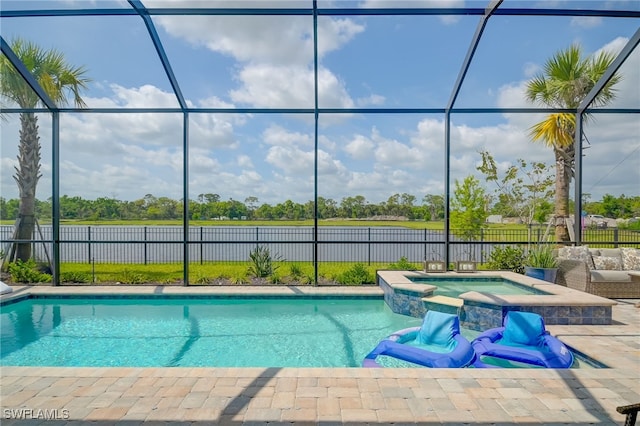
(1, 284, 638, 425)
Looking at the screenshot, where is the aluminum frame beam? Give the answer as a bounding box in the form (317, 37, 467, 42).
(3, 8, 639, 18)
(447, 0, 503, 111)
(128, 0, 187, 110)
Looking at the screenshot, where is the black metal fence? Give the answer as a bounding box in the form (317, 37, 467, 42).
(2, 225, 638, 267)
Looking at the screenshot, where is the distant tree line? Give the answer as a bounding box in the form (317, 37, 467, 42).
(1, 192, 637, 222)
(0, 193, 445, 221)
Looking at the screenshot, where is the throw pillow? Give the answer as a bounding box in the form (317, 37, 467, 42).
(558, 245, 594, 269)
(592, 256, 622, 271)
(620, 247, 640, 271)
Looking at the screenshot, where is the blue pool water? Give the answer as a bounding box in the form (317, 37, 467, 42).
(409, 276, 550, 298)
(1, 295, 599, 368)
(1, 296, 428, 367)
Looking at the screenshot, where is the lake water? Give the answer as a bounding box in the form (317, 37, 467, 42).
(0, 225, 489, 264)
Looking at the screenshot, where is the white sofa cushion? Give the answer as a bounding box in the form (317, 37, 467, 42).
(590, 270, 632, 283)
(599, 248, 622, 258)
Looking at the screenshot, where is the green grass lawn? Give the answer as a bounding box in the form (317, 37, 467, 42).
(56, 261, 408, 286)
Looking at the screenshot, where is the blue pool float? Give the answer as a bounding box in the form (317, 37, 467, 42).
(471, 311, 574, 369)
(362, 310, 476, 368)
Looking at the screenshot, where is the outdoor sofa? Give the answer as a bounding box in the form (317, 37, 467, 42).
(556, 246, 640, 299)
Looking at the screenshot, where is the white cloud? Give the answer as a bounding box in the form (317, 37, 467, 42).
(64, 85, 240, 151)
(263, 125, 313, 147)
(360, 0, 464, 24)
(58, 161, 177, 200)
(571, 16, 602, 29)
(522, 62, 540, 78)
(156, 13, 363, 66)
(159, 16, 312, 65)
(154, 11, 362, 110)
(374, 136, 423, 168)
(190, 149, 222, 173)
(109, 84, 180, 108)
(196, 96, 235, 109)
(230, 64, 355, 109)
(237, 155, 254, 169)
(344, 134, 375, 160)
(356, 94, 385, 107)
(265, 145, 314, 175)
(317, 18, 366, 57)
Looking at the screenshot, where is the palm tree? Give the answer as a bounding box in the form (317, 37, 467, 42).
(1, 38, 90, 264)
(525, 44, 620, 243)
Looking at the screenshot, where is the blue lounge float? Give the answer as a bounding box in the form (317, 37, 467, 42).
(471, 311, 574, 369)
(362, 310, 475, 368)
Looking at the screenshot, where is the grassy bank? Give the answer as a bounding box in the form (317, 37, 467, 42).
(56, 261, 409, 286)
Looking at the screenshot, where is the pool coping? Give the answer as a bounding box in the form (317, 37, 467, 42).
(0, 284, 638, 424)
(0, 283, 383, 300)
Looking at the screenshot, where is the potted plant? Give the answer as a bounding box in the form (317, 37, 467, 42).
(524, 244, 558, 283)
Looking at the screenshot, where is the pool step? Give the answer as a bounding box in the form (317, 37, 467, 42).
(422, 295, 463, 315)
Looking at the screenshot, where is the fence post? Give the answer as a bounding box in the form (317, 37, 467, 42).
(424, 228, 427, 262)
(144, 226, 148, 265)
(87, 226, 91, 264)
(368, 227, 371, 265)
(613, 228, 619, 248)
(200, 226, 204, 264)
(256, 227, 259, 251)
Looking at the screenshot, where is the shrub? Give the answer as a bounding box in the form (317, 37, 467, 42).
(485, 246, 526, 274)
(230, 271, 248, 285)
(8, 259, 51, 283)
(268, 272, 281, 284)
(338, 263, 374, 285)
(619, 219, 640, 231)
(386, 256, 418, 271)
(248, 245, 283, 278)
(59, 271, 91, 283)
(289, 263, 304, 279)
(116, 268, 147, 284)
(193, 273, 211, 284)
(526, 244, 558, 269)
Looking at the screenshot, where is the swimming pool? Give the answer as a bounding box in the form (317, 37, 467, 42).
(409, 276, 550, 297)
(1, 296, 425, 368)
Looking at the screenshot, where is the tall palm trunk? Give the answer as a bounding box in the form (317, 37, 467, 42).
(553, 142, 574, 243)
(11, 112, 42, 262)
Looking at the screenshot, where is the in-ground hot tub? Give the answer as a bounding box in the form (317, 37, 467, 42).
(377, 270, 617, 331)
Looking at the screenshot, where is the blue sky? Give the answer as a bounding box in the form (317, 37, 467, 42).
(1, 0, 639, 207)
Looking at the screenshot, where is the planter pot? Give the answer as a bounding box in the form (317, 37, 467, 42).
(524, 267, 558, 283)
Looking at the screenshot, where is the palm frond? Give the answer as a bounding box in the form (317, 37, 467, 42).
(0, 37, 91, 109)
(529, 113, 575, 148)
